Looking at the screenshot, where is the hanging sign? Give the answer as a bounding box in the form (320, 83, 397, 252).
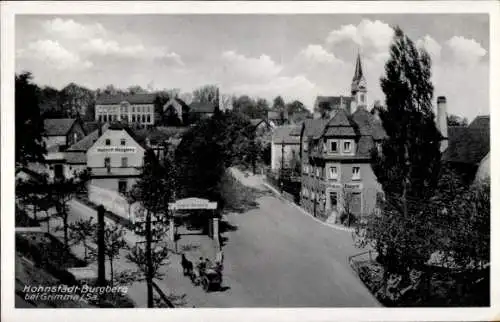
(169, 197, 217, 210)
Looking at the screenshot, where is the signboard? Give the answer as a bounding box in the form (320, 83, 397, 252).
(96, 146, 136, 153)
(344, 183, 362, 190)
(169, 198, 217, 210)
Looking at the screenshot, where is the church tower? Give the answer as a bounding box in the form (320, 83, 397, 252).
(351, 52, 367, 112)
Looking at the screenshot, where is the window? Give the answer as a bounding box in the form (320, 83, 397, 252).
(104, 157, 111, 169)
(352, 166, 361, 180)
(121, 157, 128, 167)
(329, 166, 338, 180)
(147, 115, 151, 123)
(105, 139, 111, 146)
(118, 180, 127, 194)
(132, 114, 136, 122)
(120, 139, 126, 146)
(98, 115, 103, 122)
(343, 141, 352, 153)
(142, 115, 146, 123)
(329, 192, 338, 210)
(349, 192, 362, 215)
(330, 141, 338, 152)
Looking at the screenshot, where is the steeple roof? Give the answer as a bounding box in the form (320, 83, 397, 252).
(351, 52, 366, 94)
(353, 52, 364, 82)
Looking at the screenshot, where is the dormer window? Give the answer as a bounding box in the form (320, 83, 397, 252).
(330, 141, 338, 153)
(105, 139, 111, 146)
(343, 141, 352, 153)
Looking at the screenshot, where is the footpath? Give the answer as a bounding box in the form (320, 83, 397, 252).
(21, 200, 219, 307)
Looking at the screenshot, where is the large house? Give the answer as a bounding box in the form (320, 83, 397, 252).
(43, 118, 86, 152)
(95, 94, 156, 125)
(86, 123, 147, 193)
(300, 53, 386, 221)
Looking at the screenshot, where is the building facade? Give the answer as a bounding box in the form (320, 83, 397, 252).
(43, 118, 86, 152)
(271, 125, 301, 172)
(86, 124, 146, 193)
(300, 53, 386, 222)
(95, 94, 156, 125)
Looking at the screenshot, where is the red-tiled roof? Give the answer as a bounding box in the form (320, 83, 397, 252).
(96, 93, 156, 105)
(44, 118, 76, 136)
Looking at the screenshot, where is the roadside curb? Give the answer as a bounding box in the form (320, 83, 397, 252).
(261, 182, 355, 233)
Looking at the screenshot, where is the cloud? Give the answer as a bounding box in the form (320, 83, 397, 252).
(42, 18, 106, 40)
(17, 39, 93, 71)
(221, 50, 283, 82)
(81, 38, 184, 65)
(416, 35, 442, 61)
(326, 19, 394, 55)
(297, 44, 344, 65)
(445, 36, 487, 66)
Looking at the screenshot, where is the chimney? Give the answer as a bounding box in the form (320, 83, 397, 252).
(437, 96, 448, 152)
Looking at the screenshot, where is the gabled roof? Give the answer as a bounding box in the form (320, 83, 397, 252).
(96, 93, 156, 105)
(272, 126, 301, 144)
(302, 119, 330, 138)
(65, 151, 87, 164)
(268, 110, 288, 120)
(44, 118, 77, 136)
(133, 127, 188, 146)
(443, 123, 490, 165)
(315, 96, 353, 109)
(468, 115, 489, 129)
(190, 101, 216, 113)
(351, 107, 387, 140)
(67, 123, 110, 151)
(82, 121, 100, 135)
(323, 109, 357, 137)
(164, 98, 190, 110)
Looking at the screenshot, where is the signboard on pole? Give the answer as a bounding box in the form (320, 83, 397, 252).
(169, 198, 217, 210)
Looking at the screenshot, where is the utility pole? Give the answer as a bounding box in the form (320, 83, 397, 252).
(97, 205, 106, 286)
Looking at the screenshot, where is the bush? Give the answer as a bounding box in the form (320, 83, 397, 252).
(340, 211, 358, 227)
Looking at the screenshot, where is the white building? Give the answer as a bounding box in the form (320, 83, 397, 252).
(95, 93, 156, 125)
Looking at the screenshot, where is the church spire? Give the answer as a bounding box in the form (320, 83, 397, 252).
(351, 51, 366, 96)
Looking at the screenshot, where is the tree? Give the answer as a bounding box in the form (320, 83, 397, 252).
(447, 114, 468, 127)
(93, 222, 128, 286)
(126, 150, 176, 307)
(363, 26, 442, 282)
(193, 84, 219, 109)
(51, 170, 91, 248)
(272, 96, 287, 124)
(15, 72, 46, 166)
(59, 83, 96, 118)
(127, 85, 149, 95)
(69, 217, 95, 260)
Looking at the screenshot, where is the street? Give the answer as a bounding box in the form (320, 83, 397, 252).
(51, 170, 379, 307)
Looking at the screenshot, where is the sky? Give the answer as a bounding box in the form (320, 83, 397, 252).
(15, 14, 489, 121)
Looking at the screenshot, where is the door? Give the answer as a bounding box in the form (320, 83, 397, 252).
(349, 192, 362, 215)
(329, 191, 338, 212)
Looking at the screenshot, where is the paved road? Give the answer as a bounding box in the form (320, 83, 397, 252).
(54, 178, 378, 307)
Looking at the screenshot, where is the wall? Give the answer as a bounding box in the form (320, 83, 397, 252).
(91, 177, 138, 193)
(95, 103, 155, 125)
(88, 184, 142, 223)
(271, 143, 300, 171)
(67, 123, 86, 147)
(300, 161, 382, 220)
(87, 129, 145, 168)
(63, 164, 86, 179)
(44, 136, 67, 150)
